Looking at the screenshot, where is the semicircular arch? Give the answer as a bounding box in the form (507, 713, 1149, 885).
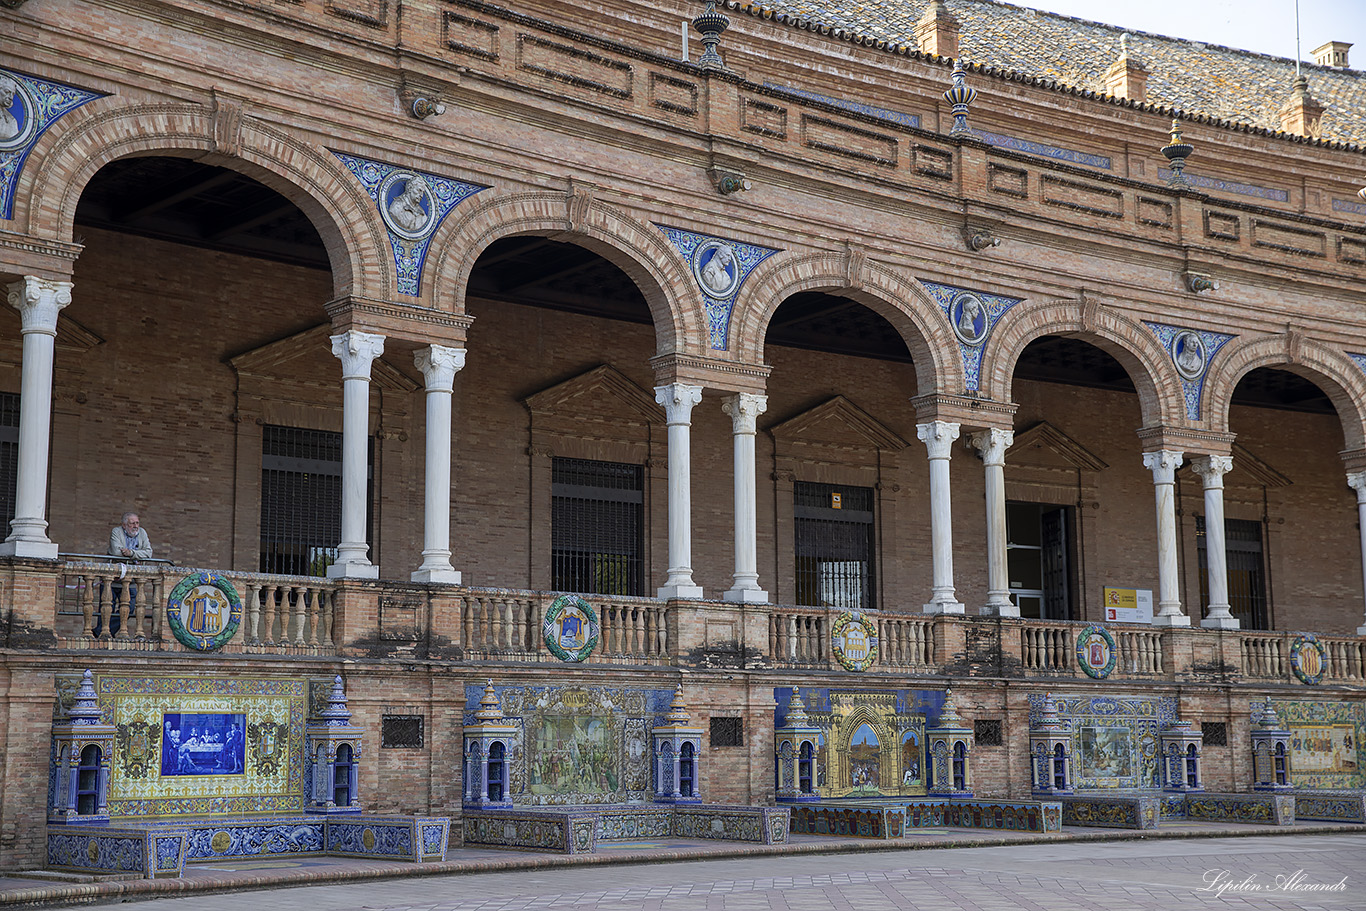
(428, 190, 700, 355)
(980, 297, 1183, 428)
(730, 252, 964, 395)
(1202, 335, 1366, 451)
(16, 100, 386, 298)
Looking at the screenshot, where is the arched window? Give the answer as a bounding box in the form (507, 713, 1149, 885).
(799, 741, 814, 794)
(1185, 743, 1199, 788)
(333, 744, 354, 807)
(488, 741, 506, 802)
(1052, 743, 1068, 790)
(1273, 742, 1287, 786)
(679, 742, 695, 798)
(76, 745, 101, 816)
(952, 742, 966, 791)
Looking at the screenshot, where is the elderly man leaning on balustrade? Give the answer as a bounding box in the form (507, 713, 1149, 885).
(93, 511, 153, 637)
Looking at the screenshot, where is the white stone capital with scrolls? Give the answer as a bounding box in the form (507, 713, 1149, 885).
(969, 428, 1014, 467)
(721, 393, 767, 435)
(1142, 449, 1184, 483)
(917, 421, 962, 460)
(1349, 471, 1366, 502)
(1192, 455, 1233, 489)
(655, 384, 703, 425)
(7, 277, 72, 336)
(414, 345, 466, 393)
(330, 330, 386, 380)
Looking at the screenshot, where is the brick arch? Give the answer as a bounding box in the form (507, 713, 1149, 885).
(16, 101, 385, 299)
(980, 297, 1183, 428)
(729, 252, 964, 395)
(1203, 335, 1366, 451)
(428, 190, 700, 356)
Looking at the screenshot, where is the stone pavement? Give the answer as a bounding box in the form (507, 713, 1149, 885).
(4, 825, 1365, 910)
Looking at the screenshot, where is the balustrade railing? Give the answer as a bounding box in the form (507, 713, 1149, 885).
(1240, 633, 1286, 678)
(44, 562, 1366, 682)
(769, 608, 828, 666)
(1116, 629, 1164, 676)
(456, 590, 670, 663)
(59, 562, 337, 654)
(1321, 637, 1366, 681)
(1021, 624, 1074, 672)
(878, 616, 934, 668)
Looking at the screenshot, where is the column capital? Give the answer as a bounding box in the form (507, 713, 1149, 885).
(968, 428, 1014, 466)
(1142, 449, 1184, 482)
(330, 330, 386, 380)
(1192, 454, 1233, 487)
(1349, 471, 1366, 499)
(7, 277, 72, 335)
(721, 393, 767, 434)
(655, 383, 703, 424)
(414, 344, 466, 392)
(917, 421, 961, 459)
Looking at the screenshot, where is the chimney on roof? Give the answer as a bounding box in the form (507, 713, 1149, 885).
(915, 0, 960, 60)
(1312, 41, 1351, 69)
(1102, 33, 1148, 104)
(1279, 75, 1325, 139)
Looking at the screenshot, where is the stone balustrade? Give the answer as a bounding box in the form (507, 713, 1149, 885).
(1, 561, 1357, 686)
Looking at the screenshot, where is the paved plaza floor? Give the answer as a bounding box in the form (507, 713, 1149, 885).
(4, 825, 1365, 911)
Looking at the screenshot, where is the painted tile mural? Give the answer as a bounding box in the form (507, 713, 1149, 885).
(90, 674, 307, 818)
(1028, 693, 1176, 790)
(1258, 700, 1366, 790)
(463, 683, 677, 805)
(773, 687, 949, 799)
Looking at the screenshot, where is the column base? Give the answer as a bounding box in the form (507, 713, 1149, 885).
(412, 568, 462, 585)
(657, 584, 704, 600)
(723, 587, 769, 603)
(327, 561, 380, 580)
(1200, 614, 1240, 630)
(979, 600, 1020, 618)
(1358, 624, 1366, 637)
(0, 539, 59, 560)
(922, 600, 965, 615)
(1151, 612, 1191, 628)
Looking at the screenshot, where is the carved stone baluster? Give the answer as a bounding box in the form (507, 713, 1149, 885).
(79, 574, 95, 639)
(288, 586, 304, 645)
(260, 585, 278, 647)
(657, 606, 668, 657)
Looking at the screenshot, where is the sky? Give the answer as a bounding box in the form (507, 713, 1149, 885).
(1008, 0, 1366, 62)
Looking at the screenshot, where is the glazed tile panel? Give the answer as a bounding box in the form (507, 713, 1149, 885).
(902, 799, 1063, 833)
(789, 803, 905, 838)
(1059, 795, 1161, 829)
(1185, 793, 1295, 825)
(1294, 792, 1366, 822)
(46, 826, 187, 879)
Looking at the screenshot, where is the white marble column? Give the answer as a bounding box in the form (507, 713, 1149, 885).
(1349, 472, 1366, 636)
(722, 393, 768, 603)
(970, 428, 1017, 617)
(327, 330, 385, 579)
(1, 278, 71, 560)
(918, 420, 964, 614)
(1193, 455, 1238, 629)
(412, 345, 466, 584)
(655, 383, 704, 599)
(1144, 449, 1189, 626)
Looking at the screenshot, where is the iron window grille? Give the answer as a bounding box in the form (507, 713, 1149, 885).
(974, 719, 1004, 746)
(551, 457, 644, 596)
(0, 392, 17, 528)
(1202, 721, 1228, 747)
(381, 715, 425, 749)
(260, 425, 372, 577)
(794, 481, 875, 611)
(1196, 515, 1268, 630)
(710, 716, 744, 747)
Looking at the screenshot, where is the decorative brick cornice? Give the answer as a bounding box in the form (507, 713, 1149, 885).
(649, 352, 772, 393)
(1136, 424, 1235, 455)
(911, 392, 1017, 428)
(325, 296, 474, 346)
